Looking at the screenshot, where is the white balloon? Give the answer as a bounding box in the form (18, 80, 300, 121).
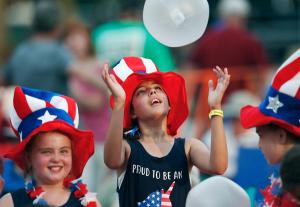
(186, 176, 251, 207)
(143, 0, 209, 47)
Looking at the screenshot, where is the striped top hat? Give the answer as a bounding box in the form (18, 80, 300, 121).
(240, 48, 300, 136)
(5, 86, 94, 178)
(110, 56, 188, 136)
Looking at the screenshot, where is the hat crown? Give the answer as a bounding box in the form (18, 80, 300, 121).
(259, 49, 300, 133)
(10, 86, 79, 141)
(240, 48, 300, 136)
(111, 56, 160, 83)
(270, 49, 300, 99)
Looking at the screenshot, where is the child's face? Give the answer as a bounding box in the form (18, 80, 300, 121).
(256, 125, 283, 164)
(27, 131, 72, 185)
(131, 81, 170, 121)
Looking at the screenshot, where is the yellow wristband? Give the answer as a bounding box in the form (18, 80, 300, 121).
(209, 109, 224, 119)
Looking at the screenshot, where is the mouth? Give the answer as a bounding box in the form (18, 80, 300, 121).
(151, 98, 162, 105)
(48, 166, 63, 172)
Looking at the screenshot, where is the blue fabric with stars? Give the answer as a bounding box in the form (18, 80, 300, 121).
(18, 108, 74, 141)
(259, 87, 300, 127)
(138, 191, 162, 207)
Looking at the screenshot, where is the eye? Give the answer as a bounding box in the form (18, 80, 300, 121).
(61, 149, 71, 155)
(41, 150, 52, 155)
(135, 88, 146, 96)
(154, 86, 162, 91)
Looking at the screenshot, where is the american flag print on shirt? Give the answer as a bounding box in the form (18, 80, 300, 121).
(137, 182, 175, 207)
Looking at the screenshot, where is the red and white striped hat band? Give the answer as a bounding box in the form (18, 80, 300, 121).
(111, 57, 160, 83)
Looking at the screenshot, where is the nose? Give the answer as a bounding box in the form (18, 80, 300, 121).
(149, 88, 157, 96)
(51, 152, 61, 162)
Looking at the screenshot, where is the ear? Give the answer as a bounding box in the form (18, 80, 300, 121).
(24, 151, 32, 172)
(131, 111, 137, 119)
(278, 128, 289, 144)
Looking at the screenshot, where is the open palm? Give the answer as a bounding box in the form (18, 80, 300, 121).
(101, 64, 126, 105)
(208, 66, 230, 109)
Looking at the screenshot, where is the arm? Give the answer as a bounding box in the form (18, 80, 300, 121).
(101, 64, 129, 169)
(189, 66, 230, 174)
(0, 193, 14, 207)
(96, 198, 102, 207)
(68, 63, 108, 90)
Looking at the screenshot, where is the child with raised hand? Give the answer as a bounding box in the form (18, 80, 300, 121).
(0, 86, 101, 207)
(101, 56, 230, 207)
(240, 48, 300, 206)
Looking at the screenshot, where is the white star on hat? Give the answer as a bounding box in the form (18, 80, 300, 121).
(266, 95, 283, 113)
(38, 110, 57, 124)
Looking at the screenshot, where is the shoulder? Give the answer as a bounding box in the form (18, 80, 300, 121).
(184, 137, 199, 147)
(0, 193, 14, 207)
(184, 137, 208, 153)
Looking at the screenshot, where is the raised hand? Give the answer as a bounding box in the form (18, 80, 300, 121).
(101, 64, 126, 106)
(208, 66, 230, 109)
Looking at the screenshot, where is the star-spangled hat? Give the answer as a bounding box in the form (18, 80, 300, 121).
(4, 86, 94, 178)
(240, 48, 300, 136)
(110, 56, 188, 136)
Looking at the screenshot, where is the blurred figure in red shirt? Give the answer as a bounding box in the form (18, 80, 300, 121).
(189, 0, 269, 69)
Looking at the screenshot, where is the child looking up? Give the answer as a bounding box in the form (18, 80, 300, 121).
(101, 56, 230, 207)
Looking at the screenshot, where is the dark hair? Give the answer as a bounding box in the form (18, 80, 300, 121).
(268, 123, 300, 143)
(32, 0, 61, 33)
(280, 145, 300, 200)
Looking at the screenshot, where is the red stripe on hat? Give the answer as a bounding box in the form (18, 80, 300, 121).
(123, 57, 146, 73)
(13, 86, 32, 119)
(272, 57, 300, 90)
(295, 87, 300, 99)
(62, 95, 76, 120)
(45, 102, 53, 108)
(111, 70, 123, 84)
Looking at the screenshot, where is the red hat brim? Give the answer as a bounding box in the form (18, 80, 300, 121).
(240, 105, 300, 136)
(4, 121, 94, 179)
(110, 71, 189, 136)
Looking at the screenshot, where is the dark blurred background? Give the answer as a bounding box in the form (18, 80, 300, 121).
(0, 0, 299, 67)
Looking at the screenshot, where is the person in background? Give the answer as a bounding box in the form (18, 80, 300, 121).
(63, 18, 114, 207)
(2, 0, 100, 96)
(188, 0, 269, 70)
(92, 0, 176, 72)
(2, 0, 71, 95)
(185, 0, 270, 140)
(240, 48, 300, 206)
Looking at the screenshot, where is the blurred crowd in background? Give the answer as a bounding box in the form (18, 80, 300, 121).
(0, 0, 299, 207)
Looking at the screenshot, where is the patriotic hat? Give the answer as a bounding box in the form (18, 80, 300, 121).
(4, 86, 94, 178)
(110, 56, 188, 136)
(240, 48, 300, 136)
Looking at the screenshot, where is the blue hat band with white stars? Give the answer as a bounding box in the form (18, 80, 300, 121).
(18, 107, 74, 141)
(259, 86, 300, 127)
